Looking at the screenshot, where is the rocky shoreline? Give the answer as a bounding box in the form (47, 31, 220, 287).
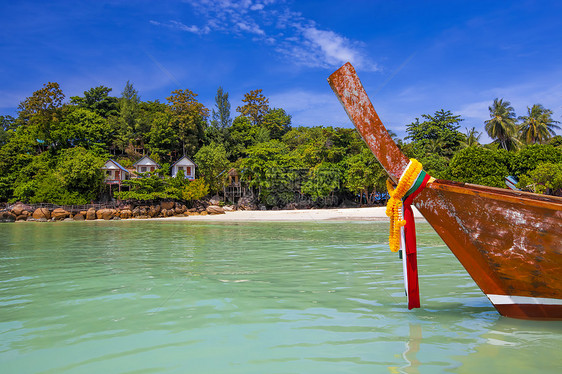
(0, 201, 230, 223)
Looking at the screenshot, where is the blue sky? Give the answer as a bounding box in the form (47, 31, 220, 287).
(1, 0, 561, 141)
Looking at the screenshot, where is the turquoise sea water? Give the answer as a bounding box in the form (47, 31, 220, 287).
(1, 220, 561, 373)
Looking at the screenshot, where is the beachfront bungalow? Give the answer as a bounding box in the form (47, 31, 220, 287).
(133, 155, 160, 175)
(171, 155, 197, 180)
(101, 159, 130, 192)
(223, 168, 249, 202)
(101, 159, 130, 184)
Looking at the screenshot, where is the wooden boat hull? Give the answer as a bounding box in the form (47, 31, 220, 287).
(417, 181, 562, 320)
(328, 62, 562, 320)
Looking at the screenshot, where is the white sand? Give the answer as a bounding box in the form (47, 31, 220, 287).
(159, 207, 425, 222)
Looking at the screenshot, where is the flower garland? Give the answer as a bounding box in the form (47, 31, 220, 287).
(385, 159, 423, 252)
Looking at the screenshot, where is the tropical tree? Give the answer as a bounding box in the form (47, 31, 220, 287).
(53, 107, 112, 150)
(194, 142, 230, 194)
(207, 87, 232, 144)
(405, 109, 464, 158)
(17, 82, 65, 150)
(510, 144, 562, 177)
(518, 162, 562, 195)
(70, 86, 119, 118)
(484, 98, 519, 151)
(236, 89, 270, 126)
(447, 146, 511, 188)
(460, 127, 482, 148)
(261, 108, 292, 140)
(146, 111, 179, 162)
(343, 147, 387, 205)
(167, 88, 209, 155)
(115, 81, 141, 152)
(518, 104, 560, 144)
(0, 115, 16, 147)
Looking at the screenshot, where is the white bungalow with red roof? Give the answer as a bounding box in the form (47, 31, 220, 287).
(133, 155, 160, 175)
(171, 155, 196, 180)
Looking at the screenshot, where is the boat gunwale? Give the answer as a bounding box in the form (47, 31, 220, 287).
(428, 180, 562, 210)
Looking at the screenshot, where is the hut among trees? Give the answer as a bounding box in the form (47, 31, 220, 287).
(101, 159, 130, 192)
(223, 168, 249, 203)
(133, 155, 160, 174)
(171, 156, 197, 180)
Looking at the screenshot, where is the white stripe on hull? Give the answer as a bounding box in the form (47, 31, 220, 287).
(487, 294, 562, 306)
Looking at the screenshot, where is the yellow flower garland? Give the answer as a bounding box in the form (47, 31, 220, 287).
(385, 159, 423, 252)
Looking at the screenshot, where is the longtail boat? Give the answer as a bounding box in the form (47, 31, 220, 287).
(328, 62, 562, 320)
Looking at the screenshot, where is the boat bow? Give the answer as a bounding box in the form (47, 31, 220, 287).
(328, 62, 562, 320)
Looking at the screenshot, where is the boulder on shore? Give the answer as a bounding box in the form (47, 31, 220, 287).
(148, 205, 161, 217)
(206, 205, 225, 215)
(120, 209, 132, 219)
(96, 208, 115, 220)
(11, 203, 30, 216)
(86, 208, 96, 220)
(52, 208, 71, 220)
(209, 195, 222, 205)
(32, 208, 51, 220)
(73, 213, 85, 221)
(0, 211, 16, 222)
(160, 201, 175, 210)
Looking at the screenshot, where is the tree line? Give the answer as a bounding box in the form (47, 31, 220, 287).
(0, 82, 560, 206)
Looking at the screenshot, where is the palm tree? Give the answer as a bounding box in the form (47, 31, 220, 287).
(426, 138, 445, 154)
(484, 98, 518, 150)
(460, 127, 482, 148)
(518, 104, 561, 144)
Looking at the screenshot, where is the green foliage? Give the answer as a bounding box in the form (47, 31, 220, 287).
(510, 144, 562, 177)
(262, 108, 292, 140)
(146, 112, 178, 161)
(0, 115, 16, 147)
(417, 153, 450, 179)
(10, 147, 105, 204)
(70, 86, 119, 118)
(236, 89, 270, 126)
(405, 109, 464, 158)
(167, 88, 209, 155)
(485, 98, 519, 151)
(517, 162, 562, 195)
(447, 146, 511, 188)
(518, 104, 560, 144)
(194, 142, 230, 194)
(208, 87, 232, 144)
(114, 173, 174, 201)
(54, 107, 112, 150)
(460, 127, 482, 148)
(343, 147, 387, 204)
(301, 162, 342, 201)
(549, 135, 562, 147)
(181, 178, 209, 201)
(57, 147, 106, 199)
(241, 140, 302, 205)
(17, 82, 65, 149)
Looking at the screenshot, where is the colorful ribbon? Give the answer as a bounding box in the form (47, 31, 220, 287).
(386, 159, 433, 309)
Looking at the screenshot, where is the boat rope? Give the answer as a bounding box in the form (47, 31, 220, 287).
(386, 159, 434, 309)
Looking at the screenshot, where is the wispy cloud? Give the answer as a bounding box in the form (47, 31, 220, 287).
(149, 20, 210, 35)
(150, 0, 378, 71)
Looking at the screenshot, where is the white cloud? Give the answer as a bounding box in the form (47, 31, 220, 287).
(299, 26, 379, 71)
(152, 0, 377, 71)
(236, 21, 265, 35)
(150, 20, 209, 35)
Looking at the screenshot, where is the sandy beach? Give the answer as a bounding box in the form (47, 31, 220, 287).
(159, 206, 424, 222)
